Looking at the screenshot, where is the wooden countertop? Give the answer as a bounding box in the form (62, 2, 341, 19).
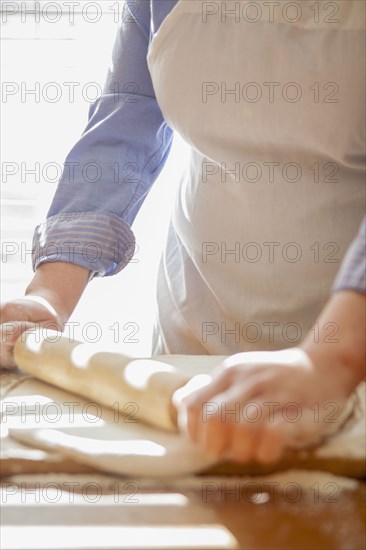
(1, 368, 365, 550)
(1, 472, 365, 550)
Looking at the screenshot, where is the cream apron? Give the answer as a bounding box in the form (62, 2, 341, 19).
(147, 0, 365, 355)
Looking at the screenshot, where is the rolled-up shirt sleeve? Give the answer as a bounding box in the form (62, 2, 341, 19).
(333, 217, 366, 294)
(32, 0, 173, 278)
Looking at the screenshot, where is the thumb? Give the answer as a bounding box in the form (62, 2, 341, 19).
(0, 321, 39, 368)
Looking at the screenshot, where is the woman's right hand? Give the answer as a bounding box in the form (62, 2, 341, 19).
(0, 262, 90, 369)
(0, 296, 63, 368)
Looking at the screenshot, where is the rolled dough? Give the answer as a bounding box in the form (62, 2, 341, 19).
(6, 329, 364, 478)
(13, 330, 225, 431)
(4, 378, 218, 477)
(4, 377, 366, 478)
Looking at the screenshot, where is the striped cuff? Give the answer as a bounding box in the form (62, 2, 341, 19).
(32, 212, 136, 278)
(333, 217, 366, 294)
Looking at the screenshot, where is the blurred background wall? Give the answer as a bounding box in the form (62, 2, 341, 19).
(1, 1, 189, 355)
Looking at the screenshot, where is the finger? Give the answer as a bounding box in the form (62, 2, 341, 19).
(182, 371, 272, 448)
(178, 372, 232, 441)
(200, 411, 231, 458)
(194, 389, 243, 454)
(0, 321, 37, 368)
(228, 421, 259, 463)
(0, 341, 17, 369)
(254, 419, 285, 464)
(180, 369, 232, 408)
(195, 383, 281, 461)
(183, 394, 226, 444)
(172, 374, 212, 409)
(254, 404, 313, 464)
(1, 321, 30, 344)
(182, 377, 236, 444)
(217, 391, 266, 463)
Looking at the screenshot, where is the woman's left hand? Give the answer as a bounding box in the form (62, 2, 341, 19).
(174, 348, 353, 464)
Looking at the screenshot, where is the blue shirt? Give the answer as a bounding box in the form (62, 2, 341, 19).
(32, 0, 365, 294)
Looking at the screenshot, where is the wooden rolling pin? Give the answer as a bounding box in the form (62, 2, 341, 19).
(14, 329, 194, 431)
